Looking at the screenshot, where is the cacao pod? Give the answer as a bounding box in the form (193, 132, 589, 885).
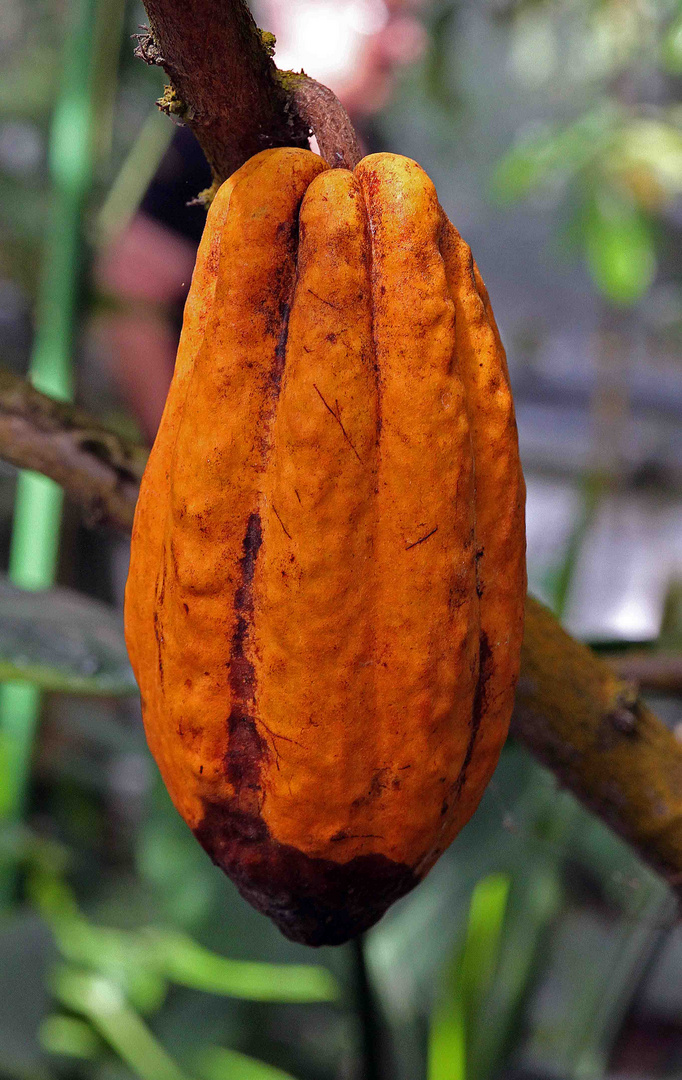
(124, 148, 526, 946)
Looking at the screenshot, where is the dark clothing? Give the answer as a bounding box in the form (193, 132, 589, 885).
(141, 126, 212, 247)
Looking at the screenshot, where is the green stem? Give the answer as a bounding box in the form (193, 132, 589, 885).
(351, 935, 383, 1080)
(0, 0, 106, 907)
(96, 108, 173, 250)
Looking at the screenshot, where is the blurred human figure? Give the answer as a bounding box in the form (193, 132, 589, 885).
(95, 131, 211, 442)
(95, 0, 427, 442)
(257, 0, 427, 113)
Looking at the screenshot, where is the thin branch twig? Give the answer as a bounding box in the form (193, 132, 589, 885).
(351, 935, 385, 1080)
(606, 651, 682, 697)
(286, 74, 362, 169)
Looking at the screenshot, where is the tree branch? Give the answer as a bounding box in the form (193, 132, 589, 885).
(135, 0, 307, 181)
(0, 371, 146, 532)
(607, 650, 682, 697)
(513, 599, 682, 902)
(287, 74, 362, 170)
(136, 0, 361, 184)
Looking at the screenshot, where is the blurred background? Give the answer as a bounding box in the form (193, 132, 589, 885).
(1, 1, 682, 1079)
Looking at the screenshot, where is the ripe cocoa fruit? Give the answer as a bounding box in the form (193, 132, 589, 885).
(124, 148, 526, 946)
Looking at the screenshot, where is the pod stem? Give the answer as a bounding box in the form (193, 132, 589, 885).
(351, 935, 385, 1080)
(137, 0, 362, 183)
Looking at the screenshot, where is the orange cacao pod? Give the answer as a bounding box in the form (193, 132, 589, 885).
(124, 148, 526, 946)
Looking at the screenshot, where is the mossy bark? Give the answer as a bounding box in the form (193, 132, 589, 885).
(138, 0, 309, 181)
(514, 598, 682, 901)
(138, 0, 361, 184)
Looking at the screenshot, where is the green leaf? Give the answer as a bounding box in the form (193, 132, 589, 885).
(608, 118, 682, 200)
(61, 921, 168, 1013)
(492, 129, 564, 202)
(428, 874, 511, 1080)
(0, 576, 135, 695)
(31, 873, 168, 1014)
(96, 108, 173, 249)
(143, 927, 340, 1003)
(468, 869, 563, 1080)
(584, 191, 656, 305)
(459, 873, 511, 1016)
(197, 1045, 301, 1080)
(39, 1014, 102, 1059)
(662, 10, 682, 73)
(33, 872, 338, 1007)
(492, 108, 617, 204)
(52, 966, 190, 1080)
(428, 994, 466, 1080)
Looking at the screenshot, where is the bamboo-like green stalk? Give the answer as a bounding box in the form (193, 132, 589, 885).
(0, 0, 106, 906)
(96, 108, 173, 250)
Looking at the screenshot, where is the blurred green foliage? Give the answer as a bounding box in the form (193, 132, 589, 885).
(419, 0, 682, 307)
(0, 577, 136, 695)
(428, 874, 511, 1080)
(492, 104, 682, 304)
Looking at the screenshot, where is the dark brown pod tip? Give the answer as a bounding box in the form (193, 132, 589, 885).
(194, 800, 418, 946)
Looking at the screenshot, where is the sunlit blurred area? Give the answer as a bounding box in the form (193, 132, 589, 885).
(255, 0, 428, 112)
(1, 2, 682, 1079)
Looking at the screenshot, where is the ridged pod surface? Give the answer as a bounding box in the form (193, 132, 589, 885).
(124, 148, 526, 946)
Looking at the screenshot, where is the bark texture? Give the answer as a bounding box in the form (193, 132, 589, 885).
(513, 599, 682, 902)
(287, 75, 362, 170)
(137, 1, 361, 183)
(137, 0, 308, 180)
(0, 371, 145, 531)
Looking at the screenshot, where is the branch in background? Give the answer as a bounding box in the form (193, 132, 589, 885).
(608, 651, 682, 698)
(0, 372, 146, 533)
(513, 599, 682, 902)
